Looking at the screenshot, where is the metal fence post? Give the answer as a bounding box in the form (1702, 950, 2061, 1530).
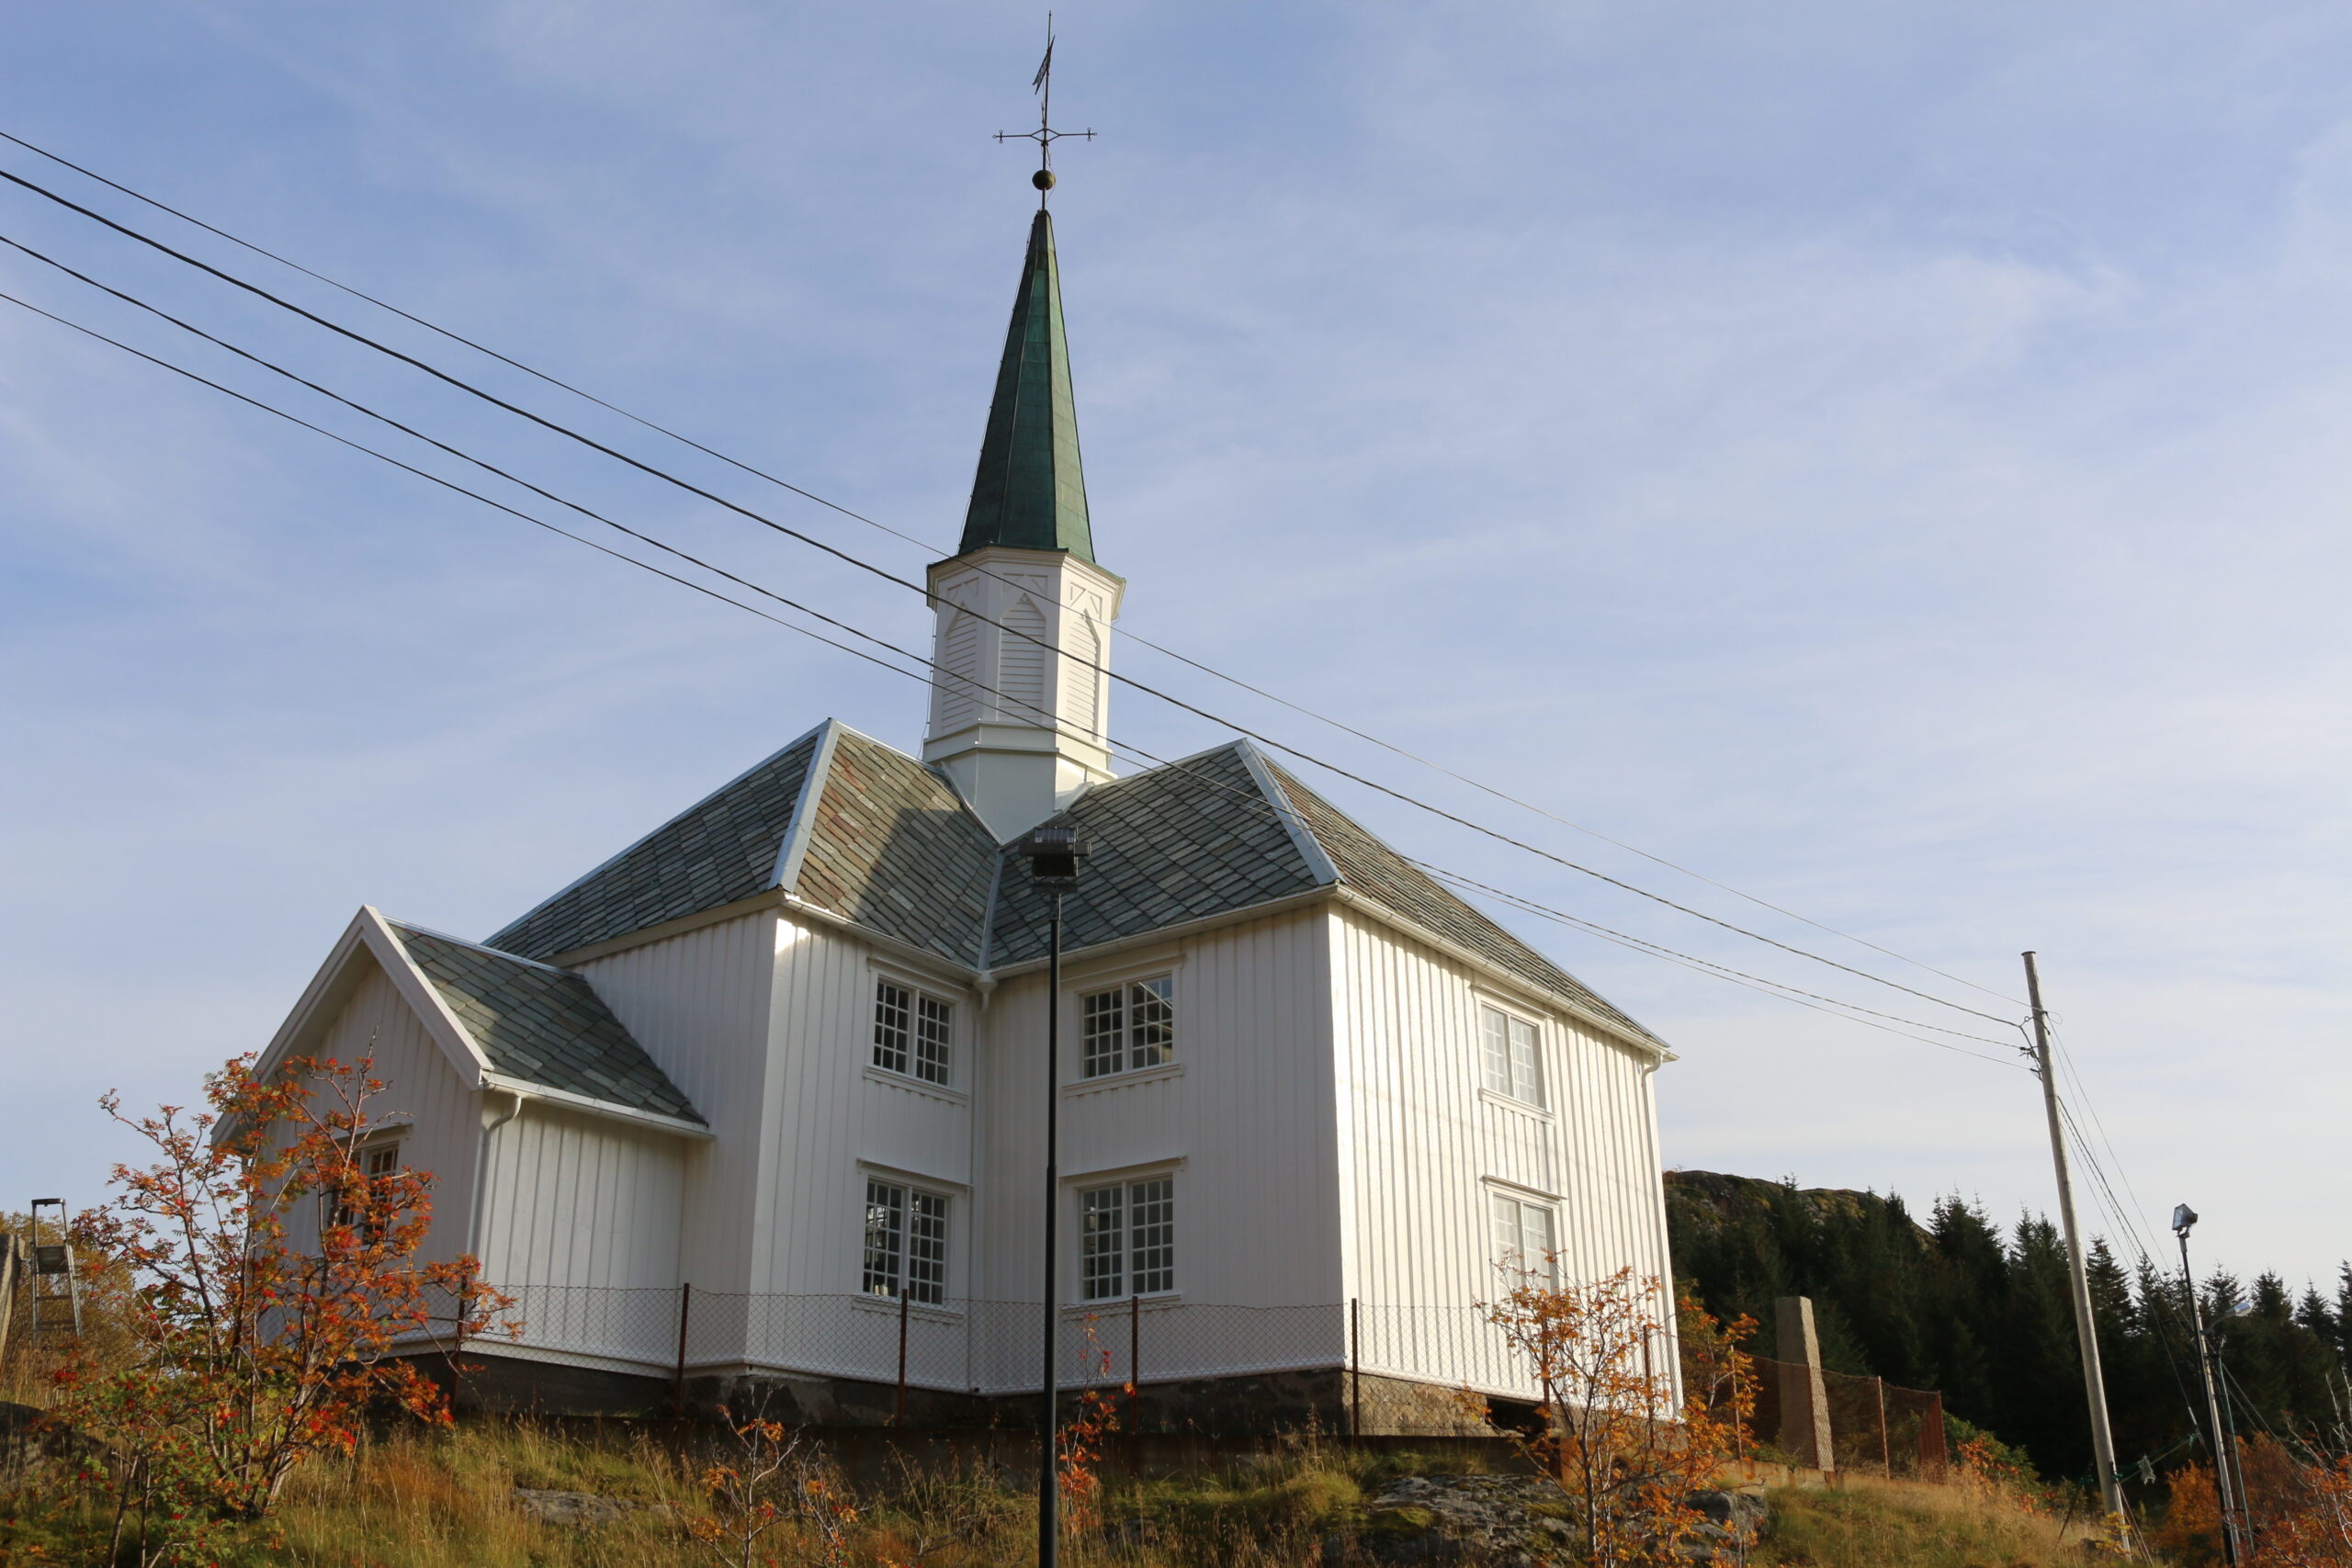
(672, 1281, 693, 1420)
(1349, 1297, 1363, 1439)
(896, 1288, 911, 1427)
(1128, 1293, 1140, 1392)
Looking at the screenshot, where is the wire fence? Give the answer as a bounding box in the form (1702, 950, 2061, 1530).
(408, 1282, 1950, 1462)
(426, 1284, 1549, 1402)
(1740, 1353, 1950, 1479)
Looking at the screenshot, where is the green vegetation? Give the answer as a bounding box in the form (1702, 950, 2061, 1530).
(1668, 1168, 2352, 1487)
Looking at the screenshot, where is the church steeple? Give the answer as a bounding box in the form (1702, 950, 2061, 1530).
(923, 210, 1123, 841)
(959, 209, 1093, 561)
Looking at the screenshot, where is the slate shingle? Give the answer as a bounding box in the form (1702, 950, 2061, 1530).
(1263, 758, 1661, 1046)
(789, 730, 1000, 965)
(387, 923, 703, 1123)
(486, 731, 820, 962)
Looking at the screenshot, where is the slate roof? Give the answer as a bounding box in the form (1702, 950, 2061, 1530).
(1262, 760, 1661, 1046)
(386, 921, 703, 1123)
(790, 728, 999, 966)
(479, 722, 1656, 1050)
(987, 743, 1322, 966)
(487, 729, 820, 962)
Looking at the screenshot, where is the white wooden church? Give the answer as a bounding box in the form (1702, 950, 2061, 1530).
(251, 209, 1679, 1429)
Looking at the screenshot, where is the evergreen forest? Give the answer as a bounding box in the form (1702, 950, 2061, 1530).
(1666, 1170, 2351, 1489)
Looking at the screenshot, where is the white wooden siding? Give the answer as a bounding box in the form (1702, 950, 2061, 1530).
(759, 918, 975, 1297)
(1329, 904, 1678, 1394)
(475, 1100, 684, 1292)
(969, 907, 1341, 1310)
(575, 912, 775, 1292)
(282, 962, 481, 1266)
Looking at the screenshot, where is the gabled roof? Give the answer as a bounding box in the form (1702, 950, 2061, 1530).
(957, 209, 1094, 561)
(386, 922, 704, 1124)
(487, 727, 823, 961)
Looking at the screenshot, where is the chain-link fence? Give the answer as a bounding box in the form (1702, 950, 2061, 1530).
(405, 1283, 1596, 1427)
(405, 1282, 1946, 1458)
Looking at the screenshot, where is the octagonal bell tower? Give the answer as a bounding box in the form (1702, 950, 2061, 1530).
(923, 210, 1124, 840)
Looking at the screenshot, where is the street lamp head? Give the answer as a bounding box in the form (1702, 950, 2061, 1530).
(1017, 823, 1090, 887)
(2172, 1203, 2199, 1238)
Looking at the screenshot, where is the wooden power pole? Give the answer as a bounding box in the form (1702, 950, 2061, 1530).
(2023, 952, 2127, 1531)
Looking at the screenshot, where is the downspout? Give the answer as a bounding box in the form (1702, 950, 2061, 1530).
(467, 1088, 523, 1261)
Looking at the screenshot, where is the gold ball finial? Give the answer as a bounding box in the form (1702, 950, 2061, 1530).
(1033, 168, 1056, 191)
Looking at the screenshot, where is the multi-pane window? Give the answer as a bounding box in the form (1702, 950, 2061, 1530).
(1487, 1191, 1557, 1284)
(862, 1179, 947, 1304)
(327, 1141, 401, 1239)
(1079, 1177, 1176, 1300)
(1479, 1005, 1545, 1107)
(1080, 976, 1175, 1078)
(874, 979, 953, 1085)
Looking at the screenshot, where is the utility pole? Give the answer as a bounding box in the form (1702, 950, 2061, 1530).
(2022, 953, 2126, 1530)
(2175, 1207, 2245, 1566)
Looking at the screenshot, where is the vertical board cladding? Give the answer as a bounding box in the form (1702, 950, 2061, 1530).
(475, 1101, 685, 1293)
(970, 907, 1341, 1312)
(1329, 905, 1678, 1389)
(574, 912, 775, 1291)
(998, 597, 1049, 723)
(761, 918, 975, 1297)
(284, 963, 482, 1265)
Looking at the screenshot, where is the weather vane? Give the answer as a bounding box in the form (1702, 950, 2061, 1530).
(996, 14, 1093, 204)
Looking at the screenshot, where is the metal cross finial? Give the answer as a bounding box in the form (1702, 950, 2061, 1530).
(995, 13, 1093, 206)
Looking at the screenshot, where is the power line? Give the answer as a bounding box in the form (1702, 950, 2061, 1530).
(1413, 863, 2024, 1061)
(0, 154, 2025, 1032)
(3, 280, 2028, 1075)
(0, 123, 2026, 1011)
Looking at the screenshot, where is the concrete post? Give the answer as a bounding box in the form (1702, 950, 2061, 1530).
(1774, 1297, 1836, 1472)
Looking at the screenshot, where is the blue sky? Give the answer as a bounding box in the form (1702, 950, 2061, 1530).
(2, 3, 2344, 1294)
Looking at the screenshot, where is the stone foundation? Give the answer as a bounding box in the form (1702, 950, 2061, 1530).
(422, 1348, 1510, 1440)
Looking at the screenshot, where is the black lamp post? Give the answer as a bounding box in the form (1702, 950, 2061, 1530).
(2174, 1203, 2244, 1567)
(1016, 823, 1087, 1568)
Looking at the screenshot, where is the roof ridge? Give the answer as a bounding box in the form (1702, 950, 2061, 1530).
(384, 918, 574, 975)
(486, 722, 829, 947)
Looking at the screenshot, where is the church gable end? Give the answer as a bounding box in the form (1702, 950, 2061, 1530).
(487, 728, 824, 962)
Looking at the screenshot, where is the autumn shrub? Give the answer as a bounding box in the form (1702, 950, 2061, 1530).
(21, 1052, 514, 1562)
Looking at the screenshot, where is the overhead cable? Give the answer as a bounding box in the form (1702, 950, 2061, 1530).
(2, 281, 2025, 1074)
(0, 172, 2023, 1030)
(0, 124, 2025, 1011)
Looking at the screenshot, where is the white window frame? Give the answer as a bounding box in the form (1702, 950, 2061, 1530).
(1487, 1189, 1559, 1285)
(1478, 1002, 1547, 1109)
(324, 1136, 403, 1240)
(861, 1177, 949, 1304)
(872, 976, 955, 1087)
(1079, 974, 1176, 1079)
(1076, 1174, 1177, 1302)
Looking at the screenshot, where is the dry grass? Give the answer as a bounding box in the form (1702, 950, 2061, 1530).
(0, 1412, 2158, 1567)
(1754, 1474, 2116, 1567)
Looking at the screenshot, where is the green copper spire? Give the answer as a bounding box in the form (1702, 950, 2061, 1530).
(958, 209, 1094, 561)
